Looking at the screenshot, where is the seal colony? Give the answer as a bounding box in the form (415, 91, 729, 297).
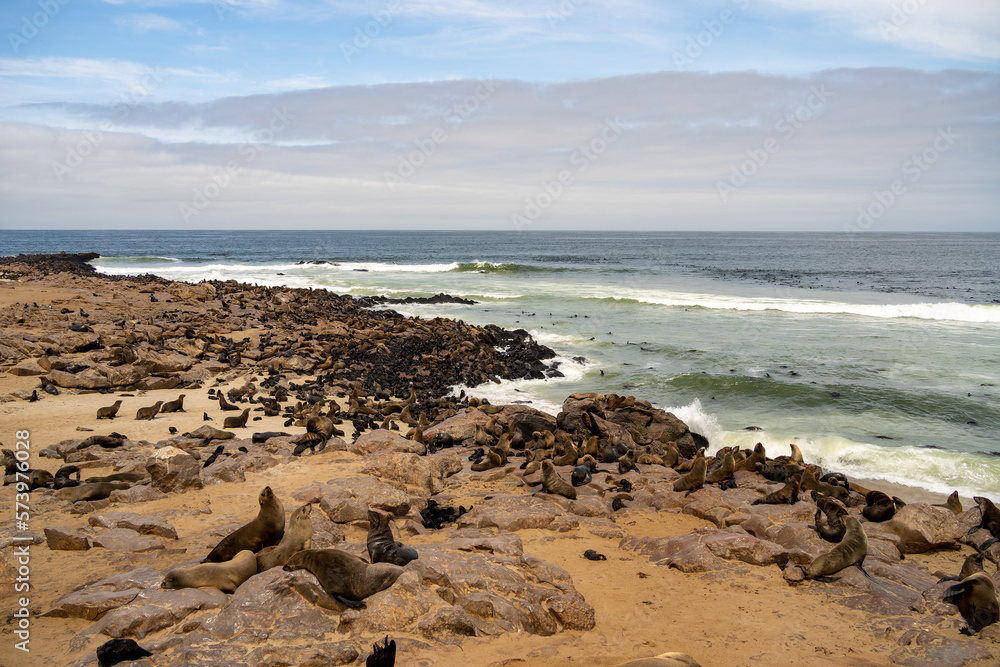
(2, 255, 999, 667)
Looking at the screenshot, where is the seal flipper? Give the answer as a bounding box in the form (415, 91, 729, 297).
(333, 593, 366, 609)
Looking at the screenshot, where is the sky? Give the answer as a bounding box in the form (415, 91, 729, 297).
(0, 0, 997, 231)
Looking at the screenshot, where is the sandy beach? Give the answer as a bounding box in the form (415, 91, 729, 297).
(1, 259, 998, 667)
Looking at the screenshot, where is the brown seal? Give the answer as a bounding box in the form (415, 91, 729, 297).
(751, 474, 801, 505)
(223, 408, 250, 429)
(54, 481, 129, 503)
(861, 490, 895, 522)
(96, 400, 122, 419)
(814, 494, 849, 543)
(972, 496, 1000, 539)
(256, 502, 314, 571)
(160, 394, 186, 413)
(162, 550, 257, 593)
(204, 486, 285, 562)
(134, 401, 163, 420)
(673, 449, 706, 493)
(366, 509, 418, 566)
(283, 548, 403, 605)
(943, 572, 999, 633)
(540, 459, 577, 499)
(934, 491, 963, 515)
(734, 443, 766, 472)
(705, 450, 735, 484)
(803, 516, 868, 579)
(85, 472, 146, 484)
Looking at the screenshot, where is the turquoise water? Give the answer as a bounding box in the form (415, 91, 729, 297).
(3, 231, 998, 497)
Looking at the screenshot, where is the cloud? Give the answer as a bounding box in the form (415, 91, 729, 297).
(0, 68, 996, 230)
(116, 13, 186, 32)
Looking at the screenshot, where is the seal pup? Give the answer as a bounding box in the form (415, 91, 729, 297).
(283, 549, 404, 605)
(673, 449, 706, 493)
(366, 635, 396, 667)
(257, 502, 314, 571)
(540, 460, 577, 499)
(162, 550, 257, 593)
(160, 394, 186, 413)
(943, 572, 999, 634)
(861, 490, 896, 522)
(96, 638, 152, 667)
(96, 400, 122, 420)
(134, 401, 163, 420)
(223, 408, 250, 429)
(704, 450, 735, 484)
(203, 486, 285, 562)
(53, 464, 81, 489)
(366, 509, 418, 566)
(803, 516, 869, 579)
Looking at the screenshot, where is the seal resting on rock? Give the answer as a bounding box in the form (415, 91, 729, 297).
(256, 502, 314, 571)
(203, 486, 284, 562)
(943, 572, 999, 634)
(366, 509, 418, 566)
(803, 516, 869, 579)
(162, 550, 257, 593)
(283, 548, 404, 606)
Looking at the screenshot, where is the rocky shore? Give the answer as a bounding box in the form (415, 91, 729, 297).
(1, 256, 998, 667)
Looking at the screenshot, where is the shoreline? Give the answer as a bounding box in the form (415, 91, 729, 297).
(1, 256, 997, 667)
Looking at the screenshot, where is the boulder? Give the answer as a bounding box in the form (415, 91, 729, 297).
(359, 451, 461, 496)
(44, 526, 91, 551)
(884, 503, 963, 554)
(89, 513, 178, 539)
(7, 358, 46, 376)
(48, 368, 110, 389)
(349, 430, 425, 456)
(91, 528, 165, 553)
(146, 447, 203, 494)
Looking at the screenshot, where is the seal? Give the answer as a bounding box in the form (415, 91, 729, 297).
(162, 549, 257, 593)
(257, 502, 314, 571)
(814, 494, 849, 543)
(85, 472, 145, 484)
(673, 449, 706, 493)
(751, 474, 801, 505)
(943, 572, 999, 634)
(55, 481, 129, 503)
(203, 486, 285, 562)
(366, 509, 418, 566)
(223, 408, 250, 429)
(540, 459, 577, 499)
(803, 516, 869, 579)
(53, 464, 81, 489)
(934, 491, 963, 515)
(861, 490, 896, 522)
(972, 496, 1000, 540)
(705, 450, 735, 484)
(160, 394, 186, 413)
(134, 401, 163, 420)
(283, 548, 404, 605)
(96, 639, 152, 667)
(96, 400, 122, 420)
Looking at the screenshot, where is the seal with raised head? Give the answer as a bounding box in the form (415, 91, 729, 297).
(204, 486, 285, 562)
(540, 459, 577, 499)
(160, 394, 186, 413)
(972, 496, 1000, 539)
(283, 548, 403, 605)
(96, 400, 122, 420)
(673, 449, 706, 493)
(223, 408, 250, 429)
(943, 572, 999, 634)
(803, 515, 869, 579)
(256, 502, 314, 571)
(162, 550, 257, 593)
(135, 401, 163, 420)
(934, 490, 963, 515)
(751, 474, 801, 506)
(366, 509, 418, 566)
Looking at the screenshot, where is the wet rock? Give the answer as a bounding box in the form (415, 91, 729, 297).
(44, 526, 92, 551)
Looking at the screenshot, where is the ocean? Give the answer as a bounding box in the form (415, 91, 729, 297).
(3, 230, 999, 499)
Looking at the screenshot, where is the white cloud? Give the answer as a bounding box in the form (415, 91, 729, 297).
(116, 13, 186, 33)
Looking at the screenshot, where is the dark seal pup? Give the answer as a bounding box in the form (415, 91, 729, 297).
(366, 510, 418, 566)
(284, 548, 403, 605)
(203, 486, 285, 562)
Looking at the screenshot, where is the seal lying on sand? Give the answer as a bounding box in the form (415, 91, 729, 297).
(284, 549, 404, 606)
